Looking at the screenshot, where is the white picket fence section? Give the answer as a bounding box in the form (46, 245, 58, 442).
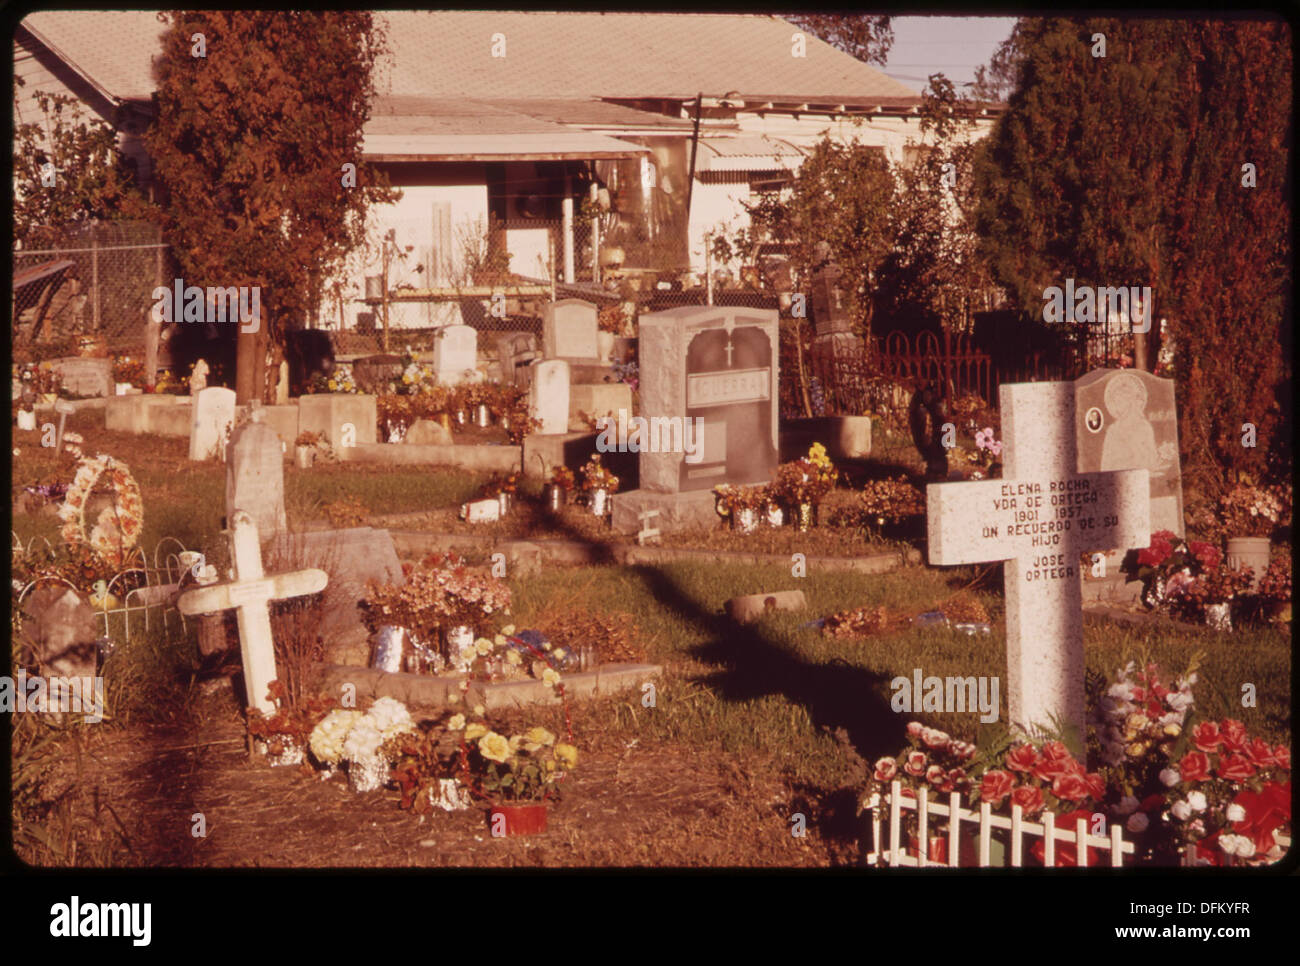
(865, 780, 1136, 868)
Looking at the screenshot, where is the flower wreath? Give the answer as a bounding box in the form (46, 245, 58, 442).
(57, 455, 144, 568)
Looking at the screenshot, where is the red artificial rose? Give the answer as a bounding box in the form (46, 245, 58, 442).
(1220, 719, 1249, 754)
(1085, 773, 1107, 801)
(1006, 743, 1039, 773)
(1010, 785, 1045, 816)
(1178, 751, 1212, 782)
(980, 769, 1016, 805)
(926, 764, 947, 786)
(1231, 782, 1291, 858)
(1041, 741, 1072, 761)
(906, 721, 925, 740)
(1052, 773, 1093, 803)
(1193, 831, 1225, 867)
(1140, 793, 1166, 813)
(873, 757, 898, 782)
(1031, 809, 1100, 867)
(1033, 755, 1074, 784)
(1246, 739, 1277, 769)
(1192, 721, 1223, 753)
(1274, 745, 1290, 770)
(1131, 686, 1146, 703)
(1189, 541, 1222, 571)
(1137, 536, 1173, 568)
(1217, 754, 1256, 783)
(921, 728, 951, 751)
(903, 751, 928, 777)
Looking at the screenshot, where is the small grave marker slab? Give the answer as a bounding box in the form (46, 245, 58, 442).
(725, 590, 807, 624)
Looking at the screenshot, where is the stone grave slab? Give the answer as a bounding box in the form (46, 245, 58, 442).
(50, 357, 113, 398)
(226, 408, 288, 541)
(297, 393, 376, 449)
(529, 359, 570, 435)
(542, 298, 600, 362)
(726, 590, 808, 624)
(927, 380, 1151, 751)
(432, 324, 479, 385)
(188, 386, 236, 461)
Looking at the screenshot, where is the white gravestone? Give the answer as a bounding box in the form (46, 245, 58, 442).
(528, 359, 570, 435)
(226, 408, 287, 541)
(177, 512, 327, 715)
(927, 382, 1151, 750)
(188, 386, 237, 461)
(433, 324, 479, 385)
(543, 299, 600, 361)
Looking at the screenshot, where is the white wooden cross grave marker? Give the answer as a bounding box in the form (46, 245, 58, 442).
(636, 508, 662, 546)
(926, 382, 1151, 751)
(177, 511, 327, 715)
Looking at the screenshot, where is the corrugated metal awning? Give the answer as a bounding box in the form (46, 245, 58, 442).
(695, 136, 805, 172)
(361, 132, 650, 162)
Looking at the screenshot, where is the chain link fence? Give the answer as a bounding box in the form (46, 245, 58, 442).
(13, 221, 172, 356)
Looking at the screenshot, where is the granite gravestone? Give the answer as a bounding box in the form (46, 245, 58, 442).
(226, 408, 288, 542)
(1075, 369, 1183, 601)
(638, 306, 779, 492)
(50, 357, 113, 398)
(432, 325, 478, 385)
(927, 381, 1152, 752)
(529, 359, 570, 435)
(542, 299, 600, 362)
(188, 386, 237, 461)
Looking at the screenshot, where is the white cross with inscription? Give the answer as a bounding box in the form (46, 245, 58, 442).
(927, 382, 1151, 751)
(177, 511, 327, 715)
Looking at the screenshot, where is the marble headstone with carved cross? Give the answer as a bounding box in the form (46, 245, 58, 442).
(927, 380, 1152, 751)
(177, 512, 327, 715)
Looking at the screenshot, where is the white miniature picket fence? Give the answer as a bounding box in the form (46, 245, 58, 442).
(865, 780, 1137, 868)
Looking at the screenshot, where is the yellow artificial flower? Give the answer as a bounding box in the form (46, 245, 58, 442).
(494, 634, 507, 646)
(501, 624, 516, 636)
(328, 379, 337, 391)
(479, 731, 511, 764)
(475, 637, 493, 656)
(473, 704, 486, 717)
(544, 758, 556, 772)
(447, 714, 466, 731)
(555, 743, 579, 769)
(542, 668, 560, 687)
(525, 726, 556, 748)
(465, 722, 488, 741)
(554, 648, 566, 658)
(1163, 723, 1181, 738)
(509, 734, 525, 752)
(506, 650, 522, 666)
(447, 693, 460, 705)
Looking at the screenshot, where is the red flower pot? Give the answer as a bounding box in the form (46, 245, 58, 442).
(908, 833, 978, 866)
(489, 803, 548, 836)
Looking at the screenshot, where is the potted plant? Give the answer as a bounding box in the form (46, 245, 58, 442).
(294, 430, 322, 468)
(579, 453, 619, 517)
(546, 465, 576, 514)
(1253, 552, 1291, 623)
(771, 442, 838, 530)
(452, 714, 578, 836)
(1219, 478, 1288, 591)
(480, 472, 519, 516)
(1174, 564, 1255, 631)
(245, 682, 339, 768)
(854, 476, 927, 538)
(712, 483, 768, 533)
(597, 303, 623, 359)
(307, 697, 417, 791)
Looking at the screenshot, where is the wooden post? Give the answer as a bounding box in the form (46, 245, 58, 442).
(381, 233, 391, 352)
(91, 235, 101, 331)
(562, 174, 575, 284)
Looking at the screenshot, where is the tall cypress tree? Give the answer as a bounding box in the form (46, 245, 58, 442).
(145, 11, 399, 402)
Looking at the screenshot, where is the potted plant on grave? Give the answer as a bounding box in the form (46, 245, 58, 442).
(545, 465, 576, 514)
(1171, 563, 1255, 631)
(712, 483, 768, 533)
(245, 682, 339, 768)
(1218, 477, 1289, 590)
(386, 715, 475, 814)
(294, 430, 322, 469)
(307, 697, 417, 792)
(844, 476, 926, 539)
(597, 303, 623, 359)
(480, 472, 519, 516)
(578, 453, 619, 518)
(451, 712, 579, 836)
(1252, 552, 1292, 624)
(771, 442, 838, 531)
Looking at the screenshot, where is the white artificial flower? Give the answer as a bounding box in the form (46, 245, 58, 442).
(1126, 812, 1150, 833)
(1115, 795, 1140, 815)
(1170, 800, 1192, 821)
(366, 696, 415, 740)
(1225, 803, 1247, 822)
(1218, 834, 1254, 858)
(310, 709, 363, 765)
(1167, 692, 1193, 713)
(1159, 768, 1181, 787)
(342, 717, 384, 761)
(1187, 790, 1208, 812)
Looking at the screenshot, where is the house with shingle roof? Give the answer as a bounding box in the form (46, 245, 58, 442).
(14, 11, 998, 329)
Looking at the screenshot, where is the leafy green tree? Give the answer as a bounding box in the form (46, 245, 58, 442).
(973, 17, 1291, 493)
(144, 11, 399, 402)
(12, 80, 149, 248)
(783, 14, 893, 66)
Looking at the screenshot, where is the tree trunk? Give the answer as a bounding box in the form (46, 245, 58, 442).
(236, 324, 268, 404)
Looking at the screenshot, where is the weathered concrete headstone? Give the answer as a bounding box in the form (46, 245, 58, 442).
(178, 512, 328, 715)
(50, 357, 113, 398)
(432, 325, 479, 385)
(18, 584, 102, 680)
(226, 407, 287, 541)
(726, 590, 807, 624)
(495, 331, 542, 386)
(1075, 369, 1184, 599)
(404, 418, 453, 446)
(543, 299, 600, 361)
(352, 354, 404, 394)
(528, 359, 570, 435)
(927, 380, 1152, 751)
(297, 393, 376, 449)
(188, 386, 237, 461)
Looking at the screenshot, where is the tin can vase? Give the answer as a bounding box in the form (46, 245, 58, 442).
(446, 624, 475, 672)
(497, 491, 512, 516)
(765, 504, 785, 527)
(794, 502, 815, 532)
(371, 625, 408, 673)
(1226, 537, 1271, 593)
(348, 754, 389, 793)
(545, 484, 567, 514)
(474, 403, 492, 428)
(440, 412, 454, 433)
(499, 414, 511, 434)
(257, 737, 305, 767)
(16, 409, 36, 431)
(294, 445, 314, 469)
(1205, 602, 1232, 632)
(490, 803, 548, 836)
(589, 488, 609, 517)
(454, 409, 467, 426)
(434, 778, 472, 812)
(731, 507, 759, 533)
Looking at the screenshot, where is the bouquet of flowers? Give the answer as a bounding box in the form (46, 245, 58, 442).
(1218, 477, 1288, 538)
(597, 303, 625, 334)
(855, 476, 926, 528)
(308, 697, 418, 791)
(111, 356, 146, 389)
(771, 443, 838, 506)
(246, 681, 338, 761)
(360, 552, 512, 643)
(451, 711, 578, 803)
(1254, 552, 1291, 615)
(490, 384, 539, 443)
(17, 361, 62, 397)
(579, 453, 619, 494)
(480, 472, 519, 499)
(309, 364, 358, 394)
(712, 483, 768, 518)
(1123, 531, 1249, 616)
(548, 466, 576, 492)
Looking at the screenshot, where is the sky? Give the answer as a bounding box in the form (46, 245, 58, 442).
(882, 16, 1018, 92)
